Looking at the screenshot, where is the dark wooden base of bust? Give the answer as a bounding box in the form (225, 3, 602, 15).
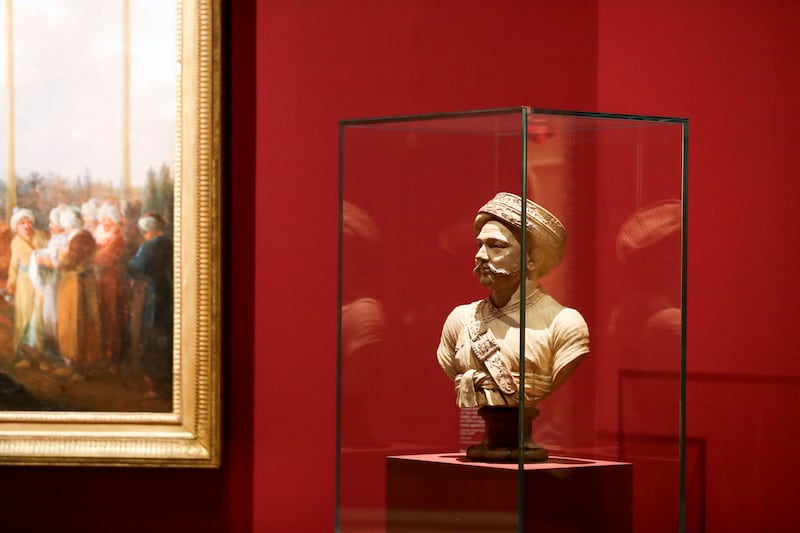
(466, 406, 548, 462)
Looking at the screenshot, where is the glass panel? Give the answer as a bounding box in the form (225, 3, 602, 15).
(338, 108, 687, 532)
(524, 111, 686, 532)
(338, 108, 527, 531)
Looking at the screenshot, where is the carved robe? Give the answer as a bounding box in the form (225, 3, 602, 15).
(437, 286, 589, 408)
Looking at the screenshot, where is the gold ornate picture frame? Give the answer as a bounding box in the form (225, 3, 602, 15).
(0, 0, 221, 467)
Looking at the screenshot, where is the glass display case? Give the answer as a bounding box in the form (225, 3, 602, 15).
(337, 107, 688, 532)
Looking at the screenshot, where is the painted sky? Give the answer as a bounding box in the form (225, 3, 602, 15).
(0, 0, 176, 188)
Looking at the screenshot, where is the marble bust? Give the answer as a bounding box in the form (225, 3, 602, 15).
(436, 192, 589, 460)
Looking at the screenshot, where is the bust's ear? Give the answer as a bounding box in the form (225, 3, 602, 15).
(526, 248, 543, 272)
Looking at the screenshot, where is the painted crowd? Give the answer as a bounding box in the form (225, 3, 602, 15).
(2, 200, 173, 401)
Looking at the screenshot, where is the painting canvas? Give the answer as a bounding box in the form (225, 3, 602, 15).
(0, 0, 220, 466)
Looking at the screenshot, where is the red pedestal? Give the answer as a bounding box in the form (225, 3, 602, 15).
(387, 454, 632, 532)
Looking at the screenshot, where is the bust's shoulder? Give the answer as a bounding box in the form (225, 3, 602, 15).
(443, 300, 482, 327)
(549, 306, 589, 342)
(553, 306, 587, 326)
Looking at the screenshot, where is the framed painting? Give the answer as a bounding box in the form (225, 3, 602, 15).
(0, 0, 221, 466)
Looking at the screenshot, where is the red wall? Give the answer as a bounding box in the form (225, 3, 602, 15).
(253, 1, 598, 530)
(598, 1, 800, 530)
(255, 1, 800, 531)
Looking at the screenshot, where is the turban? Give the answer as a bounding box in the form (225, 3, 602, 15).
(616, 199, 681, 263)
(10, 207, 35, 232)
(342, 201, 380, 244)
(98, 204, 122, 225)
(138, 214, 166, 234)
(474, 192, 566, 277)
(49, 204, 66, 228)
(81, 200, 99, 221)
(59, 206, 84, 230)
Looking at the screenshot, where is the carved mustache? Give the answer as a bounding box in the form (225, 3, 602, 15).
(473, 262, 516, 277)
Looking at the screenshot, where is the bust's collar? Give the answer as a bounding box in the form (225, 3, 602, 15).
(481, 284, 545, 320)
